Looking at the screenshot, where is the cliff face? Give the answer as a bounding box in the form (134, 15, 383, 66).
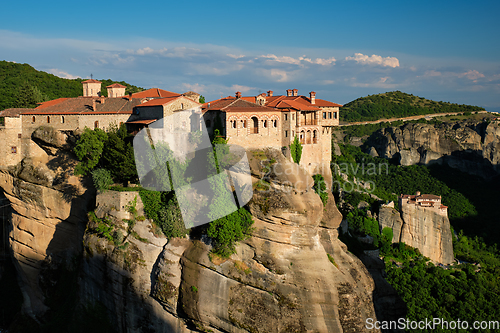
(379, 205, 454, 265)
(0, 128, 92, 318)
(1, 127, 383, 332)
(79, 148, 381, 333)
(365, 120, 500, 177)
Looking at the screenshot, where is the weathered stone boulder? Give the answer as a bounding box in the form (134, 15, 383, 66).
(378, 206, 403, 242)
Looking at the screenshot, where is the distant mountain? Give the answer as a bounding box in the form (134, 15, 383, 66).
(340, 91, 485, 122)
(0, 60, 144, 110)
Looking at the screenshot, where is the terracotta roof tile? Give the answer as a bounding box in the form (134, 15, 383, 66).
(0, 108, 34, 117)
(82, 79, 101, 83)
(22, 97, 142, 115)
(136, 96, 181, 107)
(36, 98, 69, 109)
(130, 88, 181, 99)
(106, 83, 127, 88)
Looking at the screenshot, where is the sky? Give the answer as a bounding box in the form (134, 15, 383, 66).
(1, 0, 500, 110)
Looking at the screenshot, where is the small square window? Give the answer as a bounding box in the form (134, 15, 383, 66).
(284, 114, 288, 121)
(11, 146, 17, 154)
(18, 133, 21, 138)
(323, 112, 327, 119)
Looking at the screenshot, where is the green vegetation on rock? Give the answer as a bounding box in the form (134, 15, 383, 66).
(340, 91, 484, 122)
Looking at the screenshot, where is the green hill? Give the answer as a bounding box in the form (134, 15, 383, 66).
(340, 91, 485, 122)
(0, 60, 144, 110)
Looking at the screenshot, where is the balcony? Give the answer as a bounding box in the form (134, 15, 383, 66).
(298, 120, 318, 126)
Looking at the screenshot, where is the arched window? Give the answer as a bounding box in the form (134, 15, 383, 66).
(251, 117, 258, 134)
(306, 130, 311, 144)
(61, 116, 65, 124)
(300, 130, 305, 144)
(231, 120, 236, 128)
(94, 121, 99, 129)
(32, 116, 36, 123)
(273, 120, 277, 128)
(206, 119, 211, 128)
(263, 120, 267, 128)
(181, 103, 184, 109)
(242, 120, 247, 128)
(47, 116, 50, 123)
(313, 130, 318, 144)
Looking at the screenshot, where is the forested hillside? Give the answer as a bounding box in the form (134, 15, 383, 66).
(0, 60, 144, 110)
(340, 91, 484, 122)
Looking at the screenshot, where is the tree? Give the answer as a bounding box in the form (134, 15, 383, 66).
(199, 95, 206, 104)
(100, 123, 138, 184)
(91, 168, 113, 192)
(74, 127, 108, 176)
(290, 135, 302, 164)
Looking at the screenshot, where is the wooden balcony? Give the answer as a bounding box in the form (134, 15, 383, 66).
(298, 120, 318, 126)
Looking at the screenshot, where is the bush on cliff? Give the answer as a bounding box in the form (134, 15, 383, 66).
(290, 135, 302, 164)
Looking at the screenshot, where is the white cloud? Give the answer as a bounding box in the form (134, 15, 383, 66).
(258, 54, 335, 66)
(229, 84, 255, 93)
(47, 68, 79, 79)
(345, 53, 400, 68)
(227, 54, 245, 59)
(459, 70, 485, 82)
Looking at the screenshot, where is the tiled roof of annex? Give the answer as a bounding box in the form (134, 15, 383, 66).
(202, 97, 279, 113)
(129, 88, 181, 99)
(106, 83, 127, 88)
(22, 97, 143, 115)
(0, 108, 35, 118)
(136, 95, 201, 108)
(242, 94, 342, 110)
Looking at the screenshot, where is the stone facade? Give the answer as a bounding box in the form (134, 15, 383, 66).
(0, 114, 23, 166)
(95, 190, 144, 220)
(203, 90, 342, 172)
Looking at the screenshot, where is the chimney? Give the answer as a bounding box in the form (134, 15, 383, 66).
(293, 89, 298, 97)
(416, 191, 421, 196)
(309, 91, 316, 104)
(100, 97, 105, 104)
(235, 91, 242, 99)
(286, 89, 293, 96)
(92, 99, 96, 111)
(267, 90, 273, 97)
(128, 92, 133, 101)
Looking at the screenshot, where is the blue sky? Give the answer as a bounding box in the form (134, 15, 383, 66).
(2, 0, 500, 110)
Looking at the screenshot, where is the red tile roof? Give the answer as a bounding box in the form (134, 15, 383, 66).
(106, 83, 127, 88)
(135, 96, 181, 107)
(0, 108, 34, 118)
(203, 97, 278, 113)
(36, 98, 69, 109)
(126, 119, 157, 125)
(82, 79, 101, 83)
(22, 97, 142, 115)
(130, 88, 181, 99)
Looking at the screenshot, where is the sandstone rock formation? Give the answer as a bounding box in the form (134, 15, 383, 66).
(1, 127, 386, 332)
(365, 120, 500, 177)
(379, 205, 454, 265)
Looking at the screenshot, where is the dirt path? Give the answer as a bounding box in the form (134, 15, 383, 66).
(339, 110, 491, 127)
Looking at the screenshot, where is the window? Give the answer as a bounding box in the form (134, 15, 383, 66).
(292, 113, 295, 120)
(231, 120, 236, 128)
(11, 146, 17, 154)
(328, 112, 332, 119)
(251, 117, 258, 134)
(285, 130, 288, 137)
(94, 121, 99, 129)
(263, 120, 267, 128)
(18, 133, 21, 139)
(323, 112, 327, 119)
(47, 116, 50, 123)
(242, 120, 247, 128)
(284, 114, 288, 121)
(273, 120, 277, 127)
(334, 112, 337, 119)
(61, 116, 65, 124)
(32, 116, 36, 123)
(181, 103, 184, 109)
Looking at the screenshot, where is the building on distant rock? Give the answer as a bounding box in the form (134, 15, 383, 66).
(202, 89, 341, 171)
(398, 191, 448, 216)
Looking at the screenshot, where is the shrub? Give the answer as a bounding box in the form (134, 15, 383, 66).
(157, 197, 189, 239)
(208, 208, 254, 258)
(312, 174, 328, 206)
(91, 168, 113, 192)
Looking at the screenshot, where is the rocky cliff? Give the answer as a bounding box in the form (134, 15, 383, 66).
(365, 120, 500, 177)
(379, 205, 454, 265)
(79, 148, 382, 332)
(0, 129, 387, 332)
